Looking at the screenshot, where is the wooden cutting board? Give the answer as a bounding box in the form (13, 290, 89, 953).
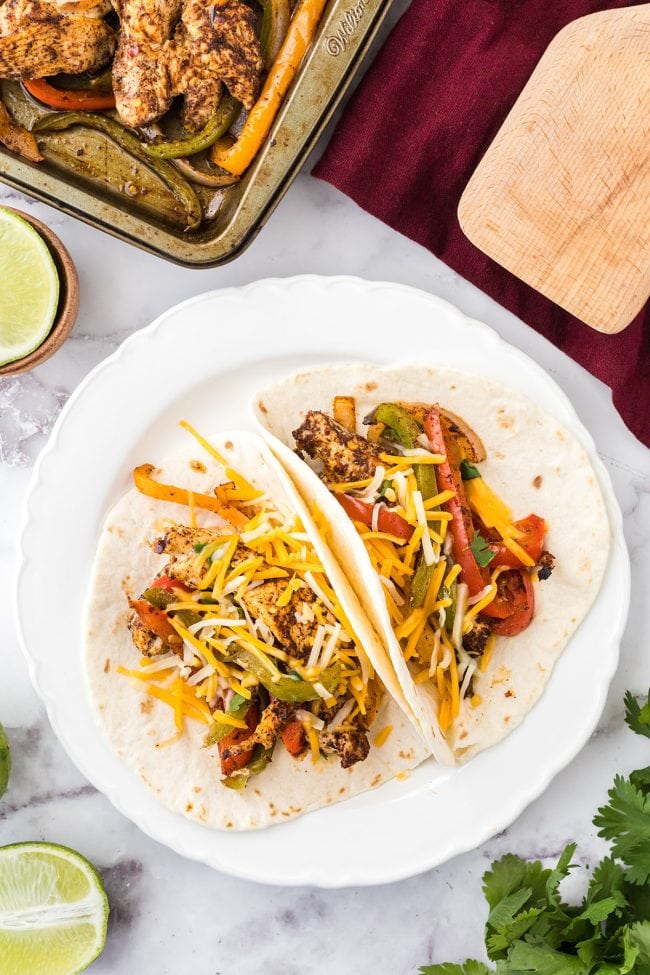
(458, 4, 650, 334)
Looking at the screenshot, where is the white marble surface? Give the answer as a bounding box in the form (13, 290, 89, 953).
(1, 9, 650, 969)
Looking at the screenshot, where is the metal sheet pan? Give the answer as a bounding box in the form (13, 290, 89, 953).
(0, 0, 392, 267)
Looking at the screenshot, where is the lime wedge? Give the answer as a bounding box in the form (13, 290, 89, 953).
(0, 842, 108, 975)
(0, 208, 60, 367)
(0, 722, 9, 798)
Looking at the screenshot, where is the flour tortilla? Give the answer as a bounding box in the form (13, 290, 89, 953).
(252, 364, 610, 763)
(84, 430, 428, 831)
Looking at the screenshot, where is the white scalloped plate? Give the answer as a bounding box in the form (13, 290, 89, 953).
(14, 277, 629, 888)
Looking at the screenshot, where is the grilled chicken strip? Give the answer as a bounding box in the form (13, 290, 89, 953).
(293, 411, 383, 483)
(112, 0, 182, 128)
(0, 0, 111, 34)
(168, 0, 262, 131)
(221, 698, 294, 760)
(320, 724, 370, 769)
(0, 18, 115, 77)
(240, 581, 318, 662)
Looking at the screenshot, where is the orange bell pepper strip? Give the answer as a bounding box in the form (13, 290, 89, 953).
(24, 79, 116, 112)
(133, 464, 247, 528)
(281, 718, 307, 757)
(209, 0, 328, 175)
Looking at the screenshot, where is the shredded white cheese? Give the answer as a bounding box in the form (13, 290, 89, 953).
(304, 571, 335, 612)
(187, 664, 215, 686)
(306, 625, 327, 668)
(326, 698, 355, 730)
(413, 489, 436, 566)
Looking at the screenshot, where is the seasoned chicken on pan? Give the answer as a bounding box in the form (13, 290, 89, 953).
(0, 0, 327, 228)
(0, 0, 116, 78)
(112, 0, 182, 128)
(167, 0, 262, 131)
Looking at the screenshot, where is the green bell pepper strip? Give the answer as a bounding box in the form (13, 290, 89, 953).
(259, 0, 290, 68)
(374, 403, 442, 610)
(142, 587, 200, 628)
(440, 580, 458, 634)
(411, 555, 436, 609)
(203, 697, 251, 748)
(222, 743, 274, 789)
(143, 95, 240, 159)
(234, 648, 340, 703)
(32, 112, 202, 230)
(374, 403, 420, 449)
(374, 402, 437, 500)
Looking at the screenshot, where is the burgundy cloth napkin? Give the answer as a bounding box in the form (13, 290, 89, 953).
(314, 0, 650, 447)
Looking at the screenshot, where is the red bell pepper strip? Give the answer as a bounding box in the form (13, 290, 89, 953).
(423, 407, 486, 595)
(336, 493, 414, 541)
(484, 569, 535, 635)
(128, 598, 178, 644)
(152, 575, 189, 593)
(24, 78, 116, 111)
(488, 514, 546, 569)
(218, 702, 260, 777)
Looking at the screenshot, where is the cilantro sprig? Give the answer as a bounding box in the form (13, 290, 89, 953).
(420, 691, 650, 975)
(470, 530, 497, 568)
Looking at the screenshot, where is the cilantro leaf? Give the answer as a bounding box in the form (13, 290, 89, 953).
(631, 767, 650, 796)
(419, 964, 491, 975)
(483, 855, 550, 911)
(228, 693, 246, 713)
(624, 690, 650, 739)
(505, 942, 588, 974)
(594, 775, 650, 885)
(486, 907, 543, 955)
(470, 530, 497, 567)
(460, 460, 481, 480)
(625, 922, 650, 974)
(545, 843, 576, 905)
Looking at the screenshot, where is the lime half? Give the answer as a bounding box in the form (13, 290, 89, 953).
(0, 842, 108, 975)
(0, 208, 60, 367)
(0, 722, 9, 798)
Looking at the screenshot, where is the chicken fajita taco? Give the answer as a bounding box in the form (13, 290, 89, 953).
(84, 426, 428, 830)
(253, 364, 610, 763)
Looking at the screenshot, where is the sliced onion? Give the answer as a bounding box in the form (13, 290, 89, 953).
(172, 156, 240, 187)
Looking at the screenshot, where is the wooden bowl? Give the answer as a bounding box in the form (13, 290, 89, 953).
(0, 208, 79, 377)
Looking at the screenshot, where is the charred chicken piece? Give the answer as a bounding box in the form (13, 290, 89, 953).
(536, 550, 556, 581)
(221, 698, 294, 760)
(152, 524, 251, 589)
(0, 0, 111, 34)
(293, 411, 383, 482)
(153, 524, 231, 556)
(0, 18, 116, 77)
(168, 0, 261, 132)
(319, 724, 370, 769)
(127, 601, 182, 656)
(463, 619, 492, 658)
(112, 0, 182, 128)
(240, 580, 318, 662)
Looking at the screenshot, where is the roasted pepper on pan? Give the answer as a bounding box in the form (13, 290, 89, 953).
(24, 78, 116, 112)
(210, 0, 328, 175)
(143, 95, 240, 159)
(32, 112, 202, 230)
